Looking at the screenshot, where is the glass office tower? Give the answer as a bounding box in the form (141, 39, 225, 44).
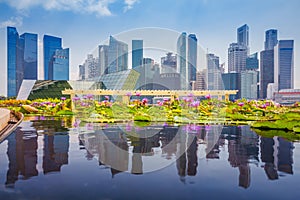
(274, 40, 294, 90)
(7, 27, 19, 97)
(43, 35, 62, 80)
(49, 48, 69, 80)
(7, 27, 38, 97)
(132, 40, 143, 69)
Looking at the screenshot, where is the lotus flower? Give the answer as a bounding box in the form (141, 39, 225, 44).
(142, 98, 148, 104)
(86, 94, 94, 100)
(86, 123, 94, 130)
(205, 94, 211, 99)
(72, 96, 80, 101)
(61, 97, 66, 101)
(238, 102, 244, 107)
(188, 93, 194, 97)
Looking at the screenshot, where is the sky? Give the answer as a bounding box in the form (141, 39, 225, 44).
(0, 0, 300, 96)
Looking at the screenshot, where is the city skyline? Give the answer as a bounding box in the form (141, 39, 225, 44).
(0, 0, 300, 96)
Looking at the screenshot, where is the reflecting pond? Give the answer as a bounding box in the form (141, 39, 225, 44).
(0, 117, 300, 200)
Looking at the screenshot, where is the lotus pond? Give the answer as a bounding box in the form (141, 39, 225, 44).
(1, 95, 300, 134)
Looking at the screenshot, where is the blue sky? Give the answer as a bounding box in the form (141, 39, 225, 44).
(0, 0, 300, 96)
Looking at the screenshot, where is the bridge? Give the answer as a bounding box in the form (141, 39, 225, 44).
(62, 89, 238, 109)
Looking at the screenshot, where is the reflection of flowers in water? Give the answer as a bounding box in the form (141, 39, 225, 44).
(86, 123, 94, 130)
(126, 123, 132, 132)
(205, 125, 211, 131)
(73, 119, 81, 128)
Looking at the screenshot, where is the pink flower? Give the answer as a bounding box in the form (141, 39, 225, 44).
(61, 97, 66, 101)
(188, 93, 194, 97)
(238, 102, 244, 107)
(126, 92, 132, 97)
(205, 125, 211, 131)
(72, 96, 80, 101)
(126, 124, 132, 132)
(142, 98, 148, 104)
(86, 123, 94, 130)
(135, 92, 141, 97)
(205, 94, 211, 99)
(73, 119, 81, 128)
(86, 94, 94, 100)
(105, 96, 109, 100)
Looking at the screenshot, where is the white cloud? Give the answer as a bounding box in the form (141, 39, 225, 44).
(0, 0, 116, 17)
(123, 0, 139, 13)
(0, 16, 23, 29)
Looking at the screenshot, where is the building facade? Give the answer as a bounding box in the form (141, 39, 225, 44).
(246, 52, 259, 70)
(188, 34, 197, 84)
(260, 50, 274, 99)
(7, 27, 38, 97)
(49, 48, 69, 80)
(237, 24, 249, 48)
(222, 72, 239, 100)
(43, 35, 62, 80)
(260, 29, 278, 99)
(241, 70, 258, 100)
(132, 40, 143, 69)
(107, 36, 128, 74)
(207, 53, 223, 90)
(274, 40, 294, 91)
(265, 29, 278, 51)
(228, 43, 247, 73)
(177, 32, 188, 90)
(161, 52, 177, 74)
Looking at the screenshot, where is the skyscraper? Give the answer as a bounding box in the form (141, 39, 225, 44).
(132, 40, 143, 69)
(43, 35, 62, 80)
(161, 52, 177, 74)
(241, 70, 258, 99)
(260, 50, 274, 99)
(7, 27, 19, 97)
(274, 40, 294, 90)
(49, 48, 69, 80)
(188, 34, 197, 85)
(246, 53, 259, 70)
(265, 29, 278, 50)
(237, 24, 249, 50)
(207, 53, 223, 90)
(7, 27, 38, 97)
(107, 36, 128, 74)
(260, 29, 278, 99)
(228, 43, 247, 73)
(222, 72, 239, 100)
(99, 45, 108, 75)
(177, 32, 188, 90)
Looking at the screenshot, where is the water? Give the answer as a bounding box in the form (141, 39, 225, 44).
(0, 117, 300, 200)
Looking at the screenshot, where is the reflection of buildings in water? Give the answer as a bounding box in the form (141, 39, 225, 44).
(43, 134, 69, 174)
(260, 137, 278, 180)
(260, 136, 294, 180)
(226, 126, 259, 189)
(5, 124, 38, 187)
(160, 126, 179, 159)
(205, 126, 224, 159)
(277, 137, 294, 174)
(130, 134, 160, 174)
(78, 127, 129, 177)
(176, 126, 199, 181)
